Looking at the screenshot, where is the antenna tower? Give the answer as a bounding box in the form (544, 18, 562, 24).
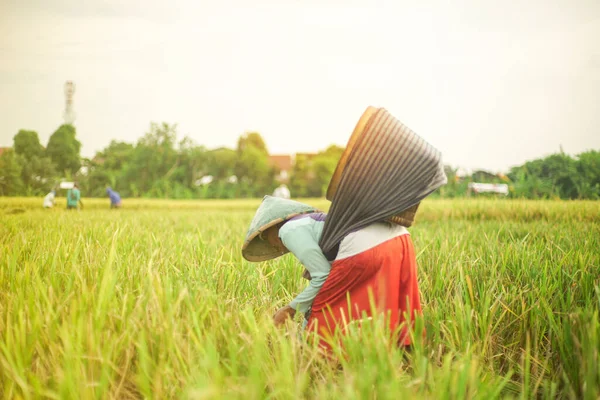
(63, 81, 76, 124)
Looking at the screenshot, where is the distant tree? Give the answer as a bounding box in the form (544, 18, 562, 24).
(11, 129, 57, 195)
(138, 122, 177, 149)
(78, 140, 136, 196)
(124, 122, 179, 196)
(235, 145, 274, 197)
(289, 154, 311, 197)
(77, 158, 108, 197)
(206, 147, 237, 181)
(237, 132, 268, 155)
(234, 132, 275, 197)
(510, 168, 555, 199)
(95, 140, 134, 171)
(0, 149, 24, 196)
(290, 145, 344, 197)
(433, 165, 468, 198)
(319, 145, 344, 160)
(18, 154, 57, 195)
(574, 150, 600, 199)
(312, 145, 344, 197)
(471, 170, 502, 183)
(13, 130, 44, 159)
(174, 137, 207, 190)
(46, 124, 82, 175)
(509, 152, 580, 199)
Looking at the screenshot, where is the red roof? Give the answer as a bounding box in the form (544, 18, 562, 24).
(0, 147, 11, 156)
(269, 155, 292, 171)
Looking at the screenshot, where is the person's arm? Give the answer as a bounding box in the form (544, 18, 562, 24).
(288, 260, 328, 313)
(278, 219, 331, 314)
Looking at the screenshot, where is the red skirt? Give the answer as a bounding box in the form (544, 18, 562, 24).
(307, 234, 422, 348)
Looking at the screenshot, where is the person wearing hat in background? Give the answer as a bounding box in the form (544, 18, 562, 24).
(242, 196, 330, 329)
(43, 189, 56, 208)
(66, 183, 82, 210)
(106, 187, 122, 209)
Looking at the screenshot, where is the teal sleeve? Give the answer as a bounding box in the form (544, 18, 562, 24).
(279, 219, 331, 313)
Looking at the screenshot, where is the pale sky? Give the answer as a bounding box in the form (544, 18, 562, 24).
(1, 0, 599, 171)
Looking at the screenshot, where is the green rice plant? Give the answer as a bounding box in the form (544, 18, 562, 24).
(0, 198, 598, 399)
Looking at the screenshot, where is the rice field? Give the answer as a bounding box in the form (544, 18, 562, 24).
(0, 197, 599, 399)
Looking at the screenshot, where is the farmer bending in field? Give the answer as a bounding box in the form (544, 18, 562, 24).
(310, 107, 446, 349)
(243, 107, 447, 350)
(106, 187, 122, 209)
(66, 183, 83, 210)
(242, 196, 329, 330)
(43, 189, 56, 208)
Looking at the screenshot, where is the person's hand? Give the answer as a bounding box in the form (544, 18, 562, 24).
(302, 269, 312, 280)
(273, 305, 296, 327)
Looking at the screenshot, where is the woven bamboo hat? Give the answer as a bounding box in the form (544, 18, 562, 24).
(242, 196, 319, 262)
(326, 106, 420, 227)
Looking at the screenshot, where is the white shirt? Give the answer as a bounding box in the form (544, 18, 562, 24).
(273, 185, 291, 199)
(43, 192, 55, 208)
(336, 222, 409, 260)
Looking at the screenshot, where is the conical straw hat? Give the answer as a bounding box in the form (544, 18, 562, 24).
(242, 196, 319, 262)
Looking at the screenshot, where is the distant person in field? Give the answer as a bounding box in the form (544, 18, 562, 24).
(242, 196, 329, 330)
(43, 190, 56, 208)
(272, 184, 291, 199)
(66, 183, 82, 210)
(106, 187, 122, 209)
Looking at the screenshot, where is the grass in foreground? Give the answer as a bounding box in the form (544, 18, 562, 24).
(0, 198, 599, 399)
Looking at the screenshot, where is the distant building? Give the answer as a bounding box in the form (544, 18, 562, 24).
(468, 182, 509, 196)
(269, 153, 319, 184)
(0, 147, 11, 157)
(269, 155, 293, 184)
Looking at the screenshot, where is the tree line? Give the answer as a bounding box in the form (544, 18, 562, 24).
(439, 150, 600, 200)
(0, 122, 345, 199)
(1, 122, 599, 200)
